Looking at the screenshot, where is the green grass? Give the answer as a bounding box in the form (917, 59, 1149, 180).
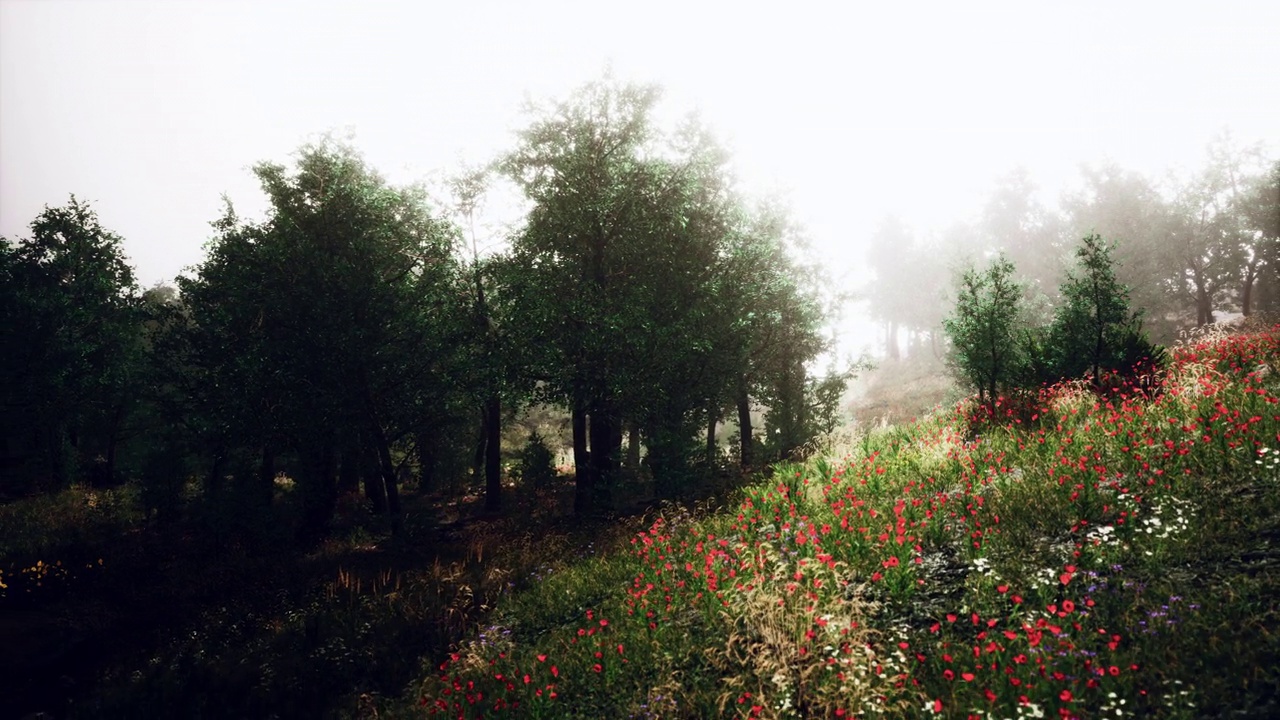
(380, 326, 1280, 719)
(0, 484, 141, 604)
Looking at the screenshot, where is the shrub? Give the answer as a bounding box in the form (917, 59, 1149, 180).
(1048, 234, 1162, 384)
(517, 431, 557, 491)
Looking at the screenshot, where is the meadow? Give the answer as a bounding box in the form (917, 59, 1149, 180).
(3, 325, 1278, 719)
(385, 325, 1280, 719)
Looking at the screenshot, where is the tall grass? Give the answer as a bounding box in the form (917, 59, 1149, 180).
(392, 326, 1280, 719)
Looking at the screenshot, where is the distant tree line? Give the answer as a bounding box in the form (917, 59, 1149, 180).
(0, 76, 850, 543)
(868, 134, 1280, 359)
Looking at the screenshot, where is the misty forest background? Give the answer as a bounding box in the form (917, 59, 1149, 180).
(1, 75, 1278, 717)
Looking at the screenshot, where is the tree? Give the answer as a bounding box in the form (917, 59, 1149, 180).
(447, 165, 507, 512)
(500, 76, 664, 513)
(502, 75, 759, 507)
(980, 168, 1066, 298)
(182, 139, 465, 540)
(1, 197, 141, 492)
(1160, 133, 1270, 325)
(713, 200, 829, 470)
(866, 216, 952, 360)
(943, 254, 1024, 413)
(866, 216, 914, 361)
(1048, 234, 1156, 383)
(1061, 163, 1178, 340)
(1237, 159, 1280, 316)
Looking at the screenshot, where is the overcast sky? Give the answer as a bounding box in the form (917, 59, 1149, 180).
(2, 0, 1277, 354)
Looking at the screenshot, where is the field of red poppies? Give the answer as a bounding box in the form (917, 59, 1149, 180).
(398, 326, 1280, 719)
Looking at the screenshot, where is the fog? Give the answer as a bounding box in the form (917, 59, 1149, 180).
(2, 0, 1277, 354)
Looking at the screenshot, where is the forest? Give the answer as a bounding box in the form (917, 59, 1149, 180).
(2, 75, 1279, 719)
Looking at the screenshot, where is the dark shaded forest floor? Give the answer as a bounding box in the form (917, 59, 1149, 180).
(0, 480, 680, 720)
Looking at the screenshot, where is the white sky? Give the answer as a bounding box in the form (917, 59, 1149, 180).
(2, 0, 1278, 356)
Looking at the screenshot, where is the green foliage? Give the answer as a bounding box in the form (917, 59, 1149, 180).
(942, 253, 1024, 412)
(0, 484, 142, 565)
(762, 364, 852, 462)
(1048, 234, 1158, 382)
(518, 431, 557, 490)
(946, 237, 1164, 412)
(1, 197, 142, 492)
(179, 138, 469, 538)
(500, 75, 835, 502)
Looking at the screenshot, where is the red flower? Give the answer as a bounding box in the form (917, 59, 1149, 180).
(1059, 689, 1073, 702)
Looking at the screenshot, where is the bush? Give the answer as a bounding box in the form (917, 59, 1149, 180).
(1048, 234, 1162, 384)
(517, 431, 557, 491)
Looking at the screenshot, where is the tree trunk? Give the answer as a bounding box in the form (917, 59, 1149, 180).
(736, 378, 753, 470)
(572, 400, 592, 515)
(484, 395, 502, 512)
(257, 445, 275, 508)
(626, 421, 640, 472)
(338, 438, 360, 494)
(298, 443, 338, 545)
(471, 408, 486, 485)
(1243, 266, 1258, 316)
(369, 417, 402, 526)
(362, 443, 388, 515)
(1196, 285, 1215, 325)
(705, 402, 718, 466)
(416, 427, 437, 495)
(47, 423, 69, 489)
(588, 402, 616, 508)
(886, 320, 900, 361)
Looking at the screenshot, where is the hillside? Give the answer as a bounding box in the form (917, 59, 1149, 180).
(391, 326, 1280, 719)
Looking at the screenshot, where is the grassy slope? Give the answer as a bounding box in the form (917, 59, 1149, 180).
(391, 327, 1280, 720)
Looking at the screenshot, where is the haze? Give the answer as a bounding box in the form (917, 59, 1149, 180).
(2, 0, 1277, 353)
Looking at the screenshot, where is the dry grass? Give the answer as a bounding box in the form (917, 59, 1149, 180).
(849, 353, 960, 430)
(713, 542, 906, 719)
